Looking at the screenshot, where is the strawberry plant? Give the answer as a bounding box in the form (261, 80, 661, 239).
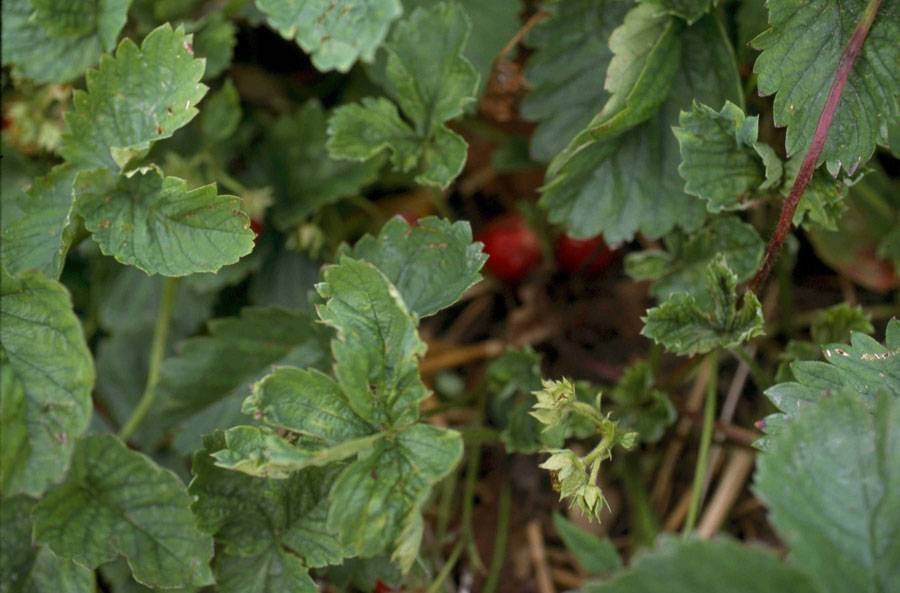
(1, 1, 898, 593)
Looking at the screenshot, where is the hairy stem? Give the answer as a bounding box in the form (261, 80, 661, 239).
(748, 0, 883, 293)
(683, 350, 719, 536)
(118, 277, 178, 442)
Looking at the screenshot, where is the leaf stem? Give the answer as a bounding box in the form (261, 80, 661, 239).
(425, 537, 465, 593)
(118, 277, 178, 442)
(482, 482, 512, 593)
(748, 0, 884, 293)
(683, 350, 719, 536)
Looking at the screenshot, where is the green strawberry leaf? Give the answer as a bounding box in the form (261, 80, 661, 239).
(764, 319, 899, 424)
(552, 512, 622, 576)
(522, 0, 631, 162)
(255, 0, 402, 72)
(577, 3, 681, 145)
(193, 12, 236, 80)
(674, 101, 782, 211)
(625, 215, 764, 306)
(485, 347, 553, 454)
(756, 391, 900, 593)
(1, 0, 130, 83)
(327, 424, 463, 565)
(455, 0, 522, 94)
(404, 0, 521, 95)
(61, 24, 207, 172)
(343, 216, 487, 319)
(581, 536, 819, 593)
(642, 256, 765, 355)
(33, 434, 214, 589)
(212, 549, 316, 593)
(0, 269, 94, 498)
(199, 80, 242, 143)
(264, 101, 382, 231)
(810, 303, 875, 344)
(191, 433, 349, 592)
(327, 2, 478, 188)
(784, 156, 849, 231)
(752, 0, 900, 174)
(540, 13, 742, 242)
(317, 257, 428, 427)
(159, 307, 330, 454)
(213, 246, 474, 568)
(0, 165, 79, 279)
(0, 496, 95, 593)
(242, 367, 374, 446)
(609, 361, 675, 443)
(75, 167, 254, 277)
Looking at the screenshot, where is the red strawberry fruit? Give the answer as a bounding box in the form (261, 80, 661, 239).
(477, 214, 543, 282)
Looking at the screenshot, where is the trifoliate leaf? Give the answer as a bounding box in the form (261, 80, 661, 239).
(541, 13, 742, 242)
(33, 434, 214, 589)
(255, 0, 402, 72)
(317, 257, 428, 426)
(810, 303, 874, 344)
(765, 319, 899, 422)
(200, 80, 242, 143)
(752, 0, 900, 174)
(784, 156, 848, 231)
(214, 251, 470, 567)
(191, 433, 348, 592)
(0, 269, 93, 498)
(642, 256, 765, 355)
(327, 2, 478, 188)
(625, 215, 764, 305)
(1, 0, 130, 83)
(579, 3, 681, 144)
(159, 307, 330, 454)
(674, 101, 782, 211)
(193, 12, 236, 79)
(522, 0, 631, 162)
(0, 495, 95, 593)
(264, 101, 381, 231)
(60, 24, 207, 172)
(552, 513, 622, 576)
(75, 168, 254, 276)
(610, 361, 675, 443)
(343, 216, 487, 318)
(581, 536, 819, 593)
(327, 424, 463, 564)
(0, 165, 78, 279)
(755, 391, 900, 593)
